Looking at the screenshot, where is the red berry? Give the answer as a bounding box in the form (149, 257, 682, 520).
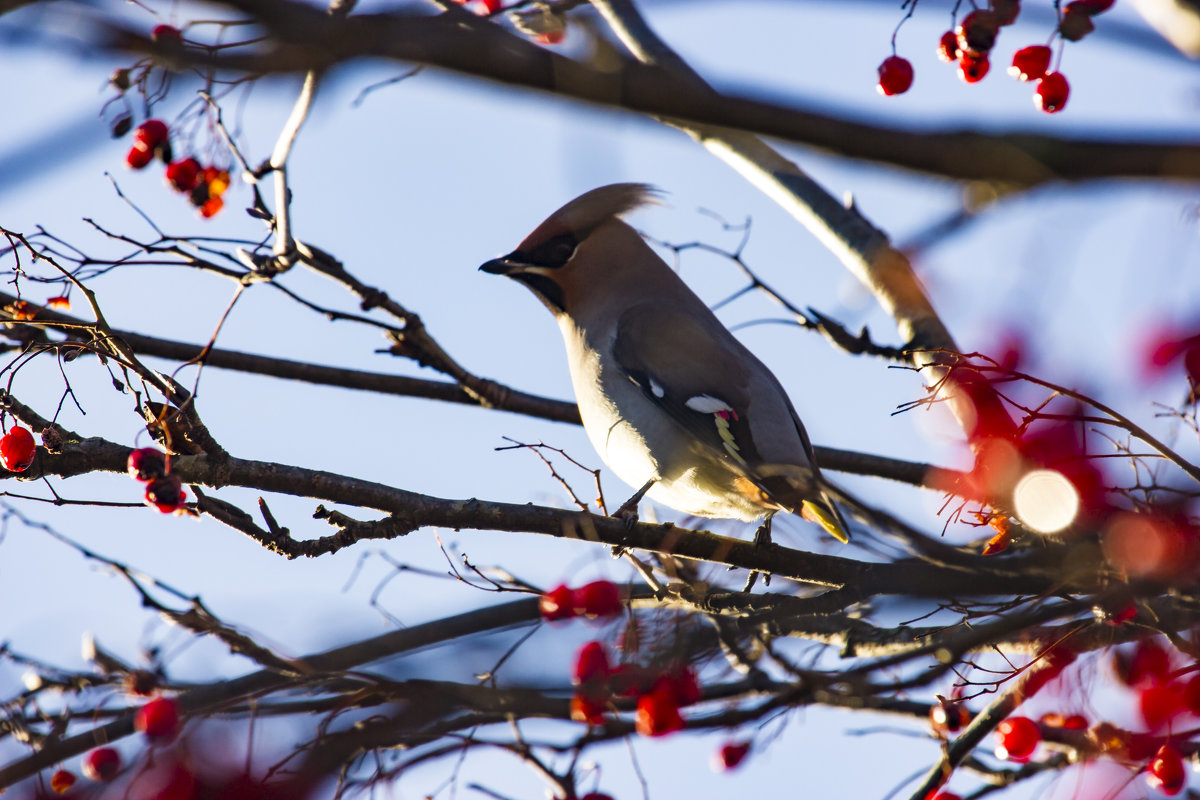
(134, 119, 169, 149)
(1009, 45, 1052, 82)
(574, 580, 621, 619)
(1074, 0, 1114, 11)
(712, 741, 750, 771)
(1184, 345, 1200, 386)
(145, 473, 185, 513)
(199, 196, 224, 219)
(81, 747, 120, 782)
(1059, 6, 1095, 41)
(480, 0, 503, 11)
(995, 716, 1040, 760)
(50, 769, 76, 794)
(126, 143, 154, 170)
(958, 53, 991, 84)
(957, 10, 1000, 56)
(992, 0, 1021, 25)
(1062, 714, 1088, 730)
(539, 584, 576, 622)
(127, 447, 167, 482)
(1148, 743, 1187, 795)
(876, 55, 914, 96)
(931, 795, 963, 800)
(659, 666, 700, 706)
(570, 693, 606, 726)
(165, 158, 201, 192)
(572, 641, 611, 687)
(1035, 72, 1070, 113)
(936, 31, 960, 63)
(134, 696, 181, 741)
(0, 426, 35, 472)
(635, 684, 683, 737)
(930, 697, 970, 734)
(1119, 640, 1172, 687)
(151, 24, 181, 42)
(535, 29, 564, 45)
(1139, 683, 1186, 730)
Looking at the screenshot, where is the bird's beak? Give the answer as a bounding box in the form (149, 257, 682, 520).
(479, 254, 521, 275)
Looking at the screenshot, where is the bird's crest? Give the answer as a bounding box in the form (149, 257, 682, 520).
(518, 183, 662, 250)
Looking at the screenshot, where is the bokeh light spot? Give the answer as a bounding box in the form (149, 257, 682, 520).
(1013, 469, 1079, 533)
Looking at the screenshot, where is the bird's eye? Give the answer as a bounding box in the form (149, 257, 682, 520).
(527, 234, 577, 268)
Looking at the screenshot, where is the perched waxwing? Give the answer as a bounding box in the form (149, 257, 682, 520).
(480, 183, 850, 543)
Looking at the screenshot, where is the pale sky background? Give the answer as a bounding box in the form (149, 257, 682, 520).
(2, 1, 1200, 798)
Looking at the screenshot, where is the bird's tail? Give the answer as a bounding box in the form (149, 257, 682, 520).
(755, 464, 851, 543)
(800, 494, 851, 544)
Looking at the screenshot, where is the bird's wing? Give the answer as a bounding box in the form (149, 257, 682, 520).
(612, 303, 774, 473)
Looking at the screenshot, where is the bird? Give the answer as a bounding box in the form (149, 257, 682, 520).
(479, 183, 849, 544)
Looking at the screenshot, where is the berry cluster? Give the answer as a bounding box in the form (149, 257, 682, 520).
(57, 696, 182, 792)
(120, 118, 231, 219)
(539, 579, 623, 622)
(0, 425, 37, 472)
(127, 447, 186, 514)
(877, 0, 1118, 113)
(570, 640, 700, 738)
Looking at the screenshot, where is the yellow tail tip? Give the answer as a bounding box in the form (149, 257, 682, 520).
(801, 500, 850, 544)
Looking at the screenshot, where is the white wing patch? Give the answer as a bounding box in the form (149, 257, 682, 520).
(684, 394, 732, 414)
(649, 377, 666, 399)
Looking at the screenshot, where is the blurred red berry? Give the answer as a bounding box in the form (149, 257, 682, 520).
(1059, 6, 1095, 41)
(50, 769, 76, 794)
(81, 747, 120, 782)
(930, 697, 971, 734)
(957, 10, 999, 55)
(480, 0, 503, 11)
(165, 158, 201, 192)
(1074, 0, 1114, 11)
(936, 30, 960, 62)
(126, 143, 154, 170)
(572, 641, 611, 687)
(535, 29, 564, 45)
(635, 684, 683, 737)
(712, 741, 750, 771)
(127, 447, 167, 482)
(1182, 672, 1200, 714)
(540, 583, 576, 622)
(145, 473, 185, 513)
(574, 580, 621, 619)
(958, 53, 990, 83)
(1139, 683, 1186, 730)
(658, 666, 700, 706)
(1118, 639, 1171, 687)
(1035, 72, 1069, 113)
(151, 24, 181, 42)
(134, 119, 169, 149)
(930, 795, 962, 800)
(995, 716, 1040, 759)
(1148, 743, 1186, 795)
(135, 696, 181, 741)
(0, 426, 36, 472)
(1062, 714, 1088, 730)
(1009, 45, 1052, 82)
(993, 0, 1021, 25)
(570, 693, 606, 726)
(199, 196, 224, 219)
(579, 794, 615, 800)
(876, 56, 914, 96)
